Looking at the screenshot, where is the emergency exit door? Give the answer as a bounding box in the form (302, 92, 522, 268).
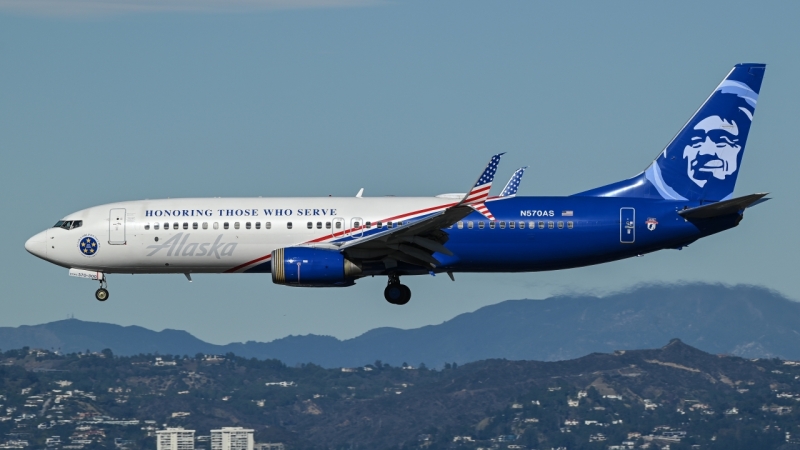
(620, 208, 635, 244)
(109, 208, 126, 245)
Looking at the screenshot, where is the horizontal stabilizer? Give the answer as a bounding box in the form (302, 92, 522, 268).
(678, 193, 769, 220)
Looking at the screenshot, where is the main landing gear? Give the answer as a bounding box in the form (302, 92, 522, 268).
(95, 276, 109, 302)
(384, 275, 411, 305)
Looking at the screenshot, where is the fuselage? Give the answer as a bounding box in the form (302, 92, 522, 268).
(24, 195, 737, 276)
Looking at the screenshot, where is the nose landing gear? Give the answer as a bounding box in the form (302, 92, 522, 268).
(384, 274, 411, 305)
(95, 276, 109, 302)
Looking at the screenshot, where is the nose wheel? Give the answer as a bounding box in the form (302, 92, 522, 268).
(384, 275, 411, 305)
(95, 276, 109, 302)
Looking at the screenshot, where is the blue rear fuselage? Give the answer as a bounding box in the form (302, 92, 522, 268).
(439, 196, 738, 273)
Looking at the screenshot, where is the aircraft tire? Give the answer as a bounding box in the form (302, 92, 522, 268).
(95, 288, 109, 302)
(398, 284, 411, 305)
(384, 283, 410, 305)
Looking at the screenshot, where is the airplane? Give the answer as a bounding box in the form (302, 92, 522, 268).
(25, 63, 769, 306)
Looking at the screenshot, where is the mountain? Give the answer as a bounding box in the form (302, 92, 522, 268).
(4, 339, 800, 450)
(2, 283, 800, 367)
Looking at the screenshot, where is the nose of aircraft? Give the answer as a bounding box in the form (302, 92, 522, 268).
(25, 230, 47, 259)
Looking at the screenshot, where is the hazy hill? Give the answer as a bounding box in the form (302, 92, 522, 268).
(2, 283, 799, 367)
(3, 339, 800, 450)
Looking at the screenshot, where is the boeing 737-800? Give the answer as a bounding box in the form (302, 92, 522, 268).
(25, 64, 769, 305)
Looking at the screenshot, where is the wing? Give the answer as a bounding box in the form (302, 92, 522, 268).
(336, 154, 505, 270)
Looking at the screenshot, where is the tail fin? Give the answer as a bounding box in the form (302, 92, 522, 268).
(576, 63, 766, 202)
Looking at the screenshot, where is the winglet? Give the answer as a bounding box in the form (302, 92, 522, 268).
(458, 153, 505, 220)
(499, 166, 528, 198)
(460, 153, 504, 205)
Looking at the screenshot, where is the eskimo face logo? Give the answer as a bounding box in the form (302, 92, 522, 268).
(645, 218, 658, 231)
(683, 115, 743, 188)
(78, 235, 99, 257)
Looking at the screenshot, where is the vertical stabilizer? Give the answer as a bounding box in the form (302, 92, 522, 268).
(576, 64, 766, 202)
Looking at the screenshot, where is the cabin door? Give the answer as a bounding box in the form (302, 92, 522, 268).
(109, 208, 126, 245)
(620, 207, 635, 244)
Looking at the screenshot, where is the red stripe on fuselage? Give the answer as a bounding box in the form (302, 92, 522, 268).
(225, 200, 460, 272)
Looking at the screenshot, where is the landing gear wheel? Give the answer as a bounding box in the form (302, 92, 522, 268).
(384, 283, 411, 305)
(95, 288, 109, 302)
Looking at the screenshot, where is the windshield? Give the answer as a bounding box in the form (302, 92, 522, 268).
(52, 220, 83, 230)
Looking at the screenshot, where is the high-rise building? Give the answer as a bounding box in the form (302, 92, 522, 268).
(210, 427, 254, 450)
(157, 428, 195, 450)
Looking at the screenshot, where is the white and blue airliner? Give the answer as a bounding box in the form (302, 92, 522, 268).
(25, 64, 769, 305)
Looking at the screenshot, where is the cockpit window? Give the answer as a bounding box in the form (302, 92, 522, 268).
(52, 220, 82, 230)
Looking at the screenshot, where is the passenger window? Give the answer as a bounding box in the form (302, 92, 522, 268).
(490, 221, 496, 229)
(234, 222, 240, 229)
(509, 221, 515, 229)
(499, 221, 506, 229)
(325, 222, 331, 229)
(567, 221, 574, 229)
(528, 221, 535, 229)
(558, 221, 564, 229)
(467, 221, 474, 229)
(287, 222, 293, 229)
(224, 222, 229, 230)
(478, 221, 485, 229)
(335, 222, 342, 229)
(519, 221, 525, 229)
(457, 221, 464, 229)
(376, 221, 383, 228)
(548, 221, 554, 229)
(354, 221, 360, 228)
(164, 223, 170, 230)
(307, 222, 313, 229)
(183, 222, 189, 230)
(173, 222, 179, 230)
(193, 222, 198, 230)
(255, 222, 261, 230)
(266, 222, 272, 230)
(366, 221, 372, 229)
(538, 221, 545, 229)
(154, 223, 160, 230)
(388, 222, 394, 229)
(144, 224, 150, 230)
(316, 222, 322, 229)
(213, 222, 219, 230)
(202, 222, 208, 230)
(246, 222, 251, 230)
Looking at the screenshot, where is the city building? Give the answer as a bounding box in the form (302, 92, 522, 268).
(211, 427, 254, 450)
(157, 428, 195, 450)
(254, 444, 284, 450)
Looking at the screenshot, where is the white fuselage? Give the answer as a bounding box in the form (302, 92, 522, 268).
(26, 197, 457, 274)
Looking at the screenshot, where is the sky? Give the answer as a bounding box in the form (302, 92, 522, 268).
(2, 1, 799, 345)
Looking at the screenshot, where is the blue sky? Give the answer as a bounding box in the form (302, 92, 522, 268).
(2, 1, 799, 345)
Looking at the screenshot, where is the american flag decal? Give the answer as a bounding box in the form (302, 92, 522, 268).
(562, 210, 574, 217)
(500, 166, 527, 198)
(462, 153, 504, 206)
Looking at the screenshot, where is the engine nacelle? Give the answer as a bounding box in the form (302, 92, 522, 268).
(271, 247, 361, 287)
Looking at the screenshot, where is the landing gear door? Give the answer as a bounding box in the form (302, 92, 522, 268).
(620, 207, 635, 244)
(109, 208, 126, 245)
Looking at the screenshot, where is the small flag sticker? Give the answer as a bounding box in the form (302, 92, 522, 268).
(561, 211, 574, 217)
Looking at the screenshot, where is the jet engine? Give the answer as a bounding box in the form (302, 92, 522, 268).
(271, 247, 362, 287)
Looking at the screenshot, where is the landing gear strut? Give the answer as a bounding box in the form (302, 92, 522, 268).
(95, 276, 109, 302)
(384, 274, 411, 305)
